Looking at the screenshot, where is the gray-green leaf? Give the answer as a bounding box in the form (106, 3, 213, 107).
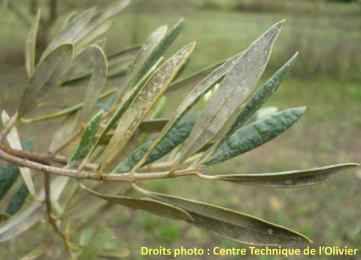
(135, 186, 311, 246)
(25, 10, 41, 78)
(113, 117, 194, 173)
(102, 42, 196, 169)
(207, 163, 359, 187)
(228, 52, 298, 135)
(84, 186, 193, 222)
(205, 107, 306, 165)
(6, 184, 29, 215)
(177, 21, 283, 163)
(19, 44, 74, 116)
(69, 111, 103, 166)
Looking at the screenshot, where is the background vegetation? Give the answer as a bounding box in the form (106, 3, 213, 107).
(0, 0, 360, 259)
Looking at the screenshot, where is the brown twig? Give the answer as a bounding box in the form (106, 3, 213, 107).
(0, 146, 199, 182)
(0, 144, 98, 171)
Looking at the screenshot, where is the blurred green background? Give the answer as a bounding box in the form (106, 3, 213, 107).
(0, 0, 361, 259)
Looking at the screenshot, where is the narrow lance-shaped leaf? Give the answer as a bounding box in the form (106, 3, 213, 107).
(132, 44, 244, 169)
(83, 185, 193, 222)
(18, 44, 74, 116)
(88, 58, 164, 160)
(41, 8, 97, 60)
(68, 111, 103, 166)
(0, 165, 19, 201)
(113, 117, 195, 173)
(21, 89, 116, 124)
(5, 184, 29, 215)
(128, 19, 184, 89)
(177, 21, 283, 163)
(206, 163, 359, 187)
(25, 10, 41, 78)
(228, 52, 299, 135)
(205, 107, 306, 165)
(1, 111, 36, 197)
(135, 186, 311, 246)
(77, 46, 108, 122)
(102, 42, 196, 169)
(125, 25, 168, 89)
(167, 59, 225, 94)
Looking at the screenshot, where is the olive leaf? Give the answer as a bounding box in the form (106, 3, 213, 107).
(5, 184, 29, 215)
(83, 185, 193, 222)
(126, 25, 168, 88)
(41, 8, 97, 60)
(68, 111, 103, 166)
(205, 107, 306, 165)
(0, 165, 19, 201)
(167, 59, 227, 94)
(25, 10, 41, 78)
(228, 52, 298, 135)
(76, 46, 108, 122)
(177, 21, 283, 163)
(42, 1, 130, 59)
(132, 47, 242, 168)
(0, 198, 44, 242)
(19, 44, 74, 116)
(21, 89, 116, 124)
(104, 43, 195, 169)
(127, 18, 184, 88)
(1, 111, 36, 197)
(206, 163, 359, 187)
(89, 58, 163, 159)
(102, 42, 196, 168)
(113, 117, 195, 172)
(134, 186, 311, 246)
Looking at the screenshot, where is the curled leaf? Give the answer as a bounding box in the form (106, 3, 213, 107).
(19, 44, 74, 116)
(135, 186, 311, 246)
(205, 107, 306, 165)
(208, 163, 359, 187)
(77, 46, 108, 122)
(83, 185, 193, 222)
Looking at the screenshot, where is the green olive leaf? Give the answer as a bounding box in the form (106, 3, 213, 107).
(6, 184, 29, 215)
(207, 163, 359, 187)
(205, 107, 306, 165)
(0, 165, 19, 201)
(68, 111, 103, 166)
(228, 52, 298, 135)
(19, 44, 74, 116)
(83, 185, 193, 222)
(25, 10, 41, 78)
(102, 42, 196, 169)
(177, 21, 283, 163)
(113, 117, 194, 173)
(135, 186, 311, 246)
